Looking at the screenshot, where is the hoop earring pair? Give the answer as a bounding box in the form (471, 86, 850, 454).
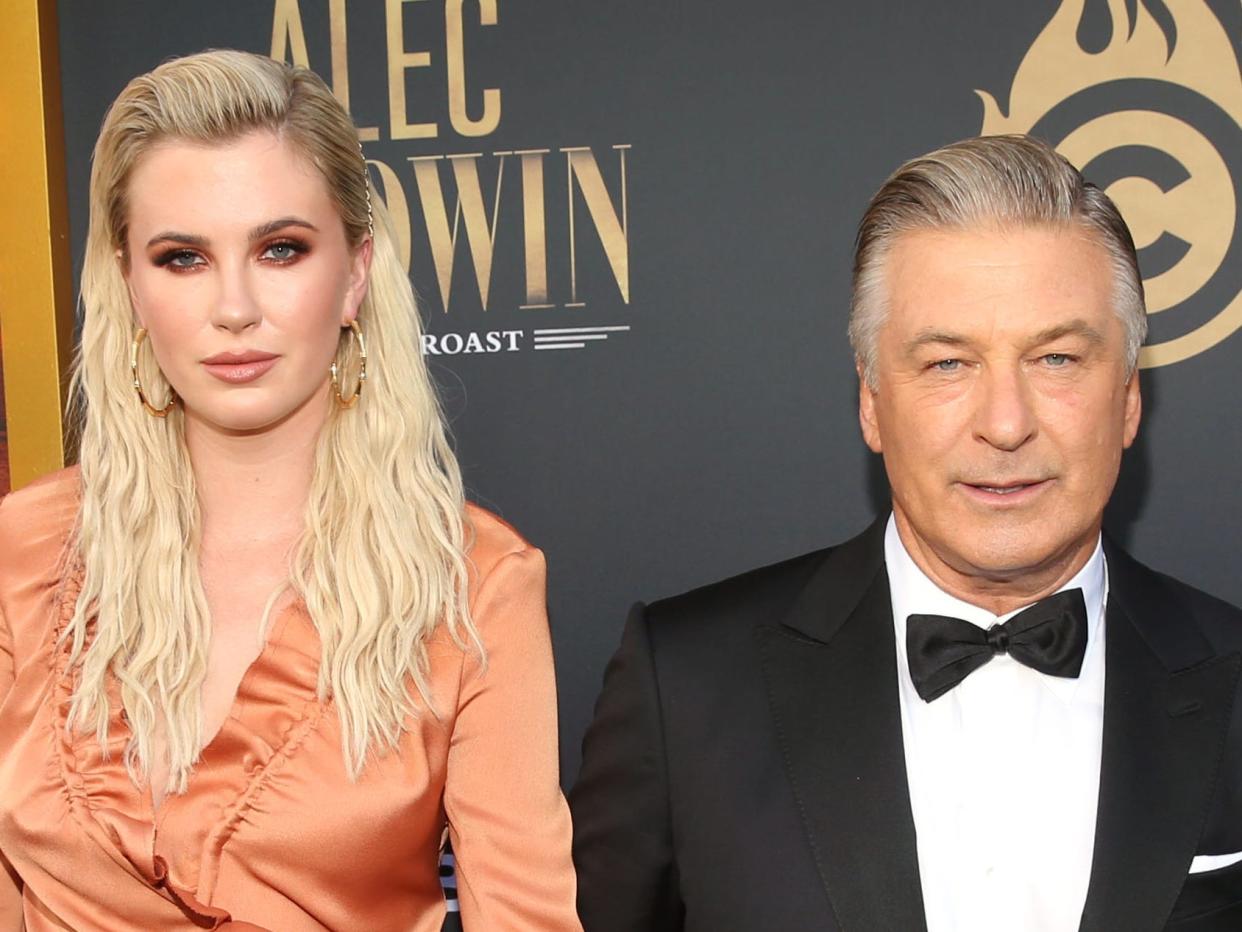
(131, 328, 176, 417)
(331, 320, 368, 408)
(131, 323, 367, 414)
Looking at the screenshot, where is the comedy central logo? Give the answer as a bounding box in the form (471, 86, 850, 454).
(978, 0, 1242, 367)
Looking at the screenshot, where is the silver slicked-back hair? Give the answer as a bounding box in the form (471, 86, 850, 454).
(849, 134, 1147, 387)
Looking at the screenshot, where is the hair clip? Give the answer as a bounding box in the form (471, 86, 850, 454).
(359, 141, 374, 239)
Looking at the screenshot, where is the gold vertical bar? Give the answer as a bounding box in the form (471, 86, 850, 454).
(0, 0, 74, 489)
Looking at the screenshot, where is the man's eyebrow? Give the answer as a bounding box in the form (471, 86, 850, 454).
(1029, 320, 1107, 347)
(902, 320, 1108, 356)
(249, 217, 319, 242)
(903, 330, 973, 355)
(145, 218, 318, 249)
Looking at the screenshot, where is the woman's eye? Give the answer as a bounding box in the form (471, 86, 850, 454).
(262, 241, 306, 262)
(155, 249, 203, 270)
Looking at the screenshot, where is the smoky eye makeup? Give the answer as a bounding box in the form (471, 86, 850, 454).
(260, 238, 311, 263)
(151, 247, 204, 270)
(146, 237, 312, 271)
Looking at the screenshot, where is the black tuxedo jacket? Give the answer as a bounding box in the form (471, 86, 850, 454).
(570, 520, 1242, 931)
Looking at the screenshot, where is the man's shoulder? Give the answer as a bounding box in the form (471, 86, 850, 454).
(648, 548, 831, 623)
(641, 522, 880, 648)
(1142, 567, 1242, 650)
(1108, 541, 1242, 655)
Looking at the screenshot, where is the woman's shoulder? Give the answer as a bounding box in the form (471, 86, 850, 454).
(464, 503, 545, 589)
(458, 504, 551, 662)
(0, 466, 80, 577)
(465, 502, 538, 564)
(0, 468, 79, 662)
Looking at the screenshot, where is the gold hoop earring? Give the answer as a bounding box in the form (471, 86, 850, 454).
(330, 320, 368, 408)
(130, 328, 176, 417)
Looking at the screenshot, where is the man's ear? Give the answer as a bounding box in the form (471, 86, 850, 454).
(342, 237, 374, 324)
(858, 360, 883, 454)
(1122, 366, 1142, 449)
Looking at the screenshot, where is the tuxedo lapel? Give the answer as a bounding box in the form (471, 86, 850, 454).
(758, 520, 927, 932)
(1079, 543, 1242, 932)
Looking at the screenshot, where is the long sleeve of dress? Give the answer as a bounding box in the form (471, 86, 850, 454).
(0, 500, 26, 930)
(0, 596, 12, 705)
(444, 545, 581, 931)
(0, 481, 573, 930)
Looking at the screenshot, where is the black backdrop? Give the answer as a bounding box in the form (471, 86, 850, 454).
(56, 0, 1242, 799)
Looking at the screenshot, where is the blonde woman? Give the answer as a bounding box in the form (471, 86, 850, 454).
(0, 50, 578, 931)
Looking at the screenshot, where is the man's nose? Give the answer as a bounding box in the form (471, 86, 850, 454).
(973, 364, 1037, 451)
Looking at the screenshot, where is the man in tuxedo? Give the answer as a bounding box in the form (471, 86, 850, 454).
(569, 135, 1242, 931)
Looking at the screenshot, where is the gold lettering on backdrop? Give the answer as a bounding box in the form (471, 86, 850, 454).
(410, 153, 506, 310)
(330, 0, 381, 141)
(563, 145, 630, 305)
(270, 0, 311, 68)
(366, 158, 412, 270)
(515, 149, 549, 307)
(271, 0, 380, 141)
(387, 0, 438, 140)
(446, 0, 501, 137)
(266, 5, 636, 319)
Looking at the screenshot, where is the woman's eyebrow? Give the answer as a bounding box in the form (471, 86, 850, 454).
(248, 217, 318, 242)
(145, 218, 319, 249)
(146, 230, 208, 248)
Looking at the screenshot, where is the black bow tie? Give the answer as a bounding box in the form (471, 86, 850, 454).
(906, 588, 1088, 703)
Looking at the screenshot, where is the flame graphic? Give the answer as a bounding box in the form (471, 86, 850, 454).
(977, 0, 1242, 366)
(978, 0, 1241, 133)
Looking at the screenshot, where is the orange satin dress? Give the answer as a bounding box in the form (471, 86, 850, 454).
(0, 468, 581, 931)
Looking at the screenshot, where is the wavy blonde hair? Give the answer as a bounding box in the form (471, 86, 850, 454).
(67, 49, 478, 791)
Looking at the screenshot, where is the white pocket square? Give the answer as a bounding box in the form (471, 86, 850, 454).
(1189, 851, 1242, 874)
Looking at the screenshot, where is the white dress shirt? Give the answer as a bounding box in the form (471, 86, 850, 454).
(885, 517, 1108, 932)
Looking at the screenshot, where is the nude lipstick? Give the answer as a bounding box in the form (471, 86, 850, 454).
(201, 350, 279, 384)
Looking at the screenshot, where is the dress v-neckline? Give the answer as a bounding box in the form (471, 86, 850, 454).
(146, 603, 299, 822)
(54, 591, 327, 903)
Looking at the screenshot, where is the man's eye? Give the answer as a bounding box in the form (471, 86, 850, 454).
(932, 359, 961, 371)
(1043, 353, 1075, 367)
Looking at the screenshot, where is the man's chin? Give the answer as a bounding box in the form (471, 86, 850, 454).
(945, 533, 1096, 588)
